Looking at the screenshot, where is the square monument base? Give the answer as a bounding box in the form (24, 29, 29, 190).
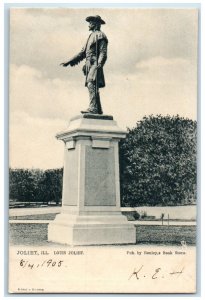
(48, 213, 136, 246)
(49, 114, 136, 246)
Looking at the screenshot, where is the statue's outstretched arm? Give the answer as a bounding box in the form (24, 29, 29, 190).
(60, 48, 86, 67)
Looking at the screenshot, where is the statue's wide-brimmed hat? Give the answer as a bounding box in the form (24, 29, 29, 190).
(86, 15, 106, 24)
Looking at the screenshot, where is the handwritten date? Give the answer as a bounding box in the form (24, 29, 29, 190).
(20, 259, 65, 269)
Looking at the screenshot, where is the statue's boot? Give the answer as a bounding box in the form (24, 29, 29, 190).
(81, 81, 103, 115)
(96, 91, 103, 114)
(81, 110, 98, 114)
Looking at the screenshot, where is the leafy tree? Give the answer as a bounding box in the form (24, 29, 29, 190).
(38, 169, 63, 204)
(9, 169, 43, 203)
(9, 168, 63, 205)
(119, 115, 197, 207)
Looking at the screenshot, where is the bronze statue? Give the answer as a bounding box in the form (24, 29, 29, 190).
(60, 15, 108, 115)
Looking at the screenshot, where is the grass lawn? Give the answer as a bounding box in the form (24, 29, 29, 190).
(9, 223, 196, 246)
(9, 224, 48, 246)
(136, 225, 196, 245)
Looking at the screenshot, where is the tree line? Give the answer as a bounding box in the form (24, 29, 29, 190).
(9, 115, 197, 207)
(9, 168, 63, 206)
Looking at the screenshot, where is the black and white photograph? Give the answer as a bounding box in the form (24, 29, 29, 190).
(8, 5, 198, 294)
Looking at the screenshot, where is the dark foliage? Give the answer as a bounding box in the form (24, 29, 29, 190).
(119, 115, 197, 207)
(37, 169, 63, 204)
(9, 168, 63, 205)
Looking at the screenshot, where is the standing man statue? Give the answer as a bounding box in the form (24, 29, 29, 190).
(60, 15, 108, 115)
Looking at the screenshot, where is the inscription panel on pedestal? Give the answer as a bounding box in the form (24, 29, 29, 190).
(85, 146, 116, 206)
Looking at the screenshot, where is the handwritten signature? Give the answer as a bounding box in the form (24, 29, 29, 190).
(128, 265, 184, 280)
(19, 259, 66, 269)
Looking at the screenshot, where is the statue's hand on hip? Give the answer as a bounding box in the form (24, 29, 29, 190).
(96, 63, 102, 69)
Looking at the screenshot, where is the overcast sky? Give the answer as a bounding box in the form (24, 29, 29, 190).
(9, 8, 198, 169)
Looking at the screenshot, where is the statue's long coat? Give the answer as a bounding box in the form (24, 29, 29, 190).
(68, 31, 108, 88)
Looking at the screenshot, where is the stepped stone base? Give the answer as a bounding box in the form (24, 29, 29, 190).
(48, 114, 136, 245)
(48, 213, 136, 245)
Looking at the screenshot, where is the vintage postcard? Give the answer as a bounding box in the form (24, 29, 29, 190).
(9, 7, 198, 294)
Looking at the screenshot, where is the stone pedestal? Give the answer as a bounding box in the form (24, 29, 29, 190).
(48, 114, 136, 245)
